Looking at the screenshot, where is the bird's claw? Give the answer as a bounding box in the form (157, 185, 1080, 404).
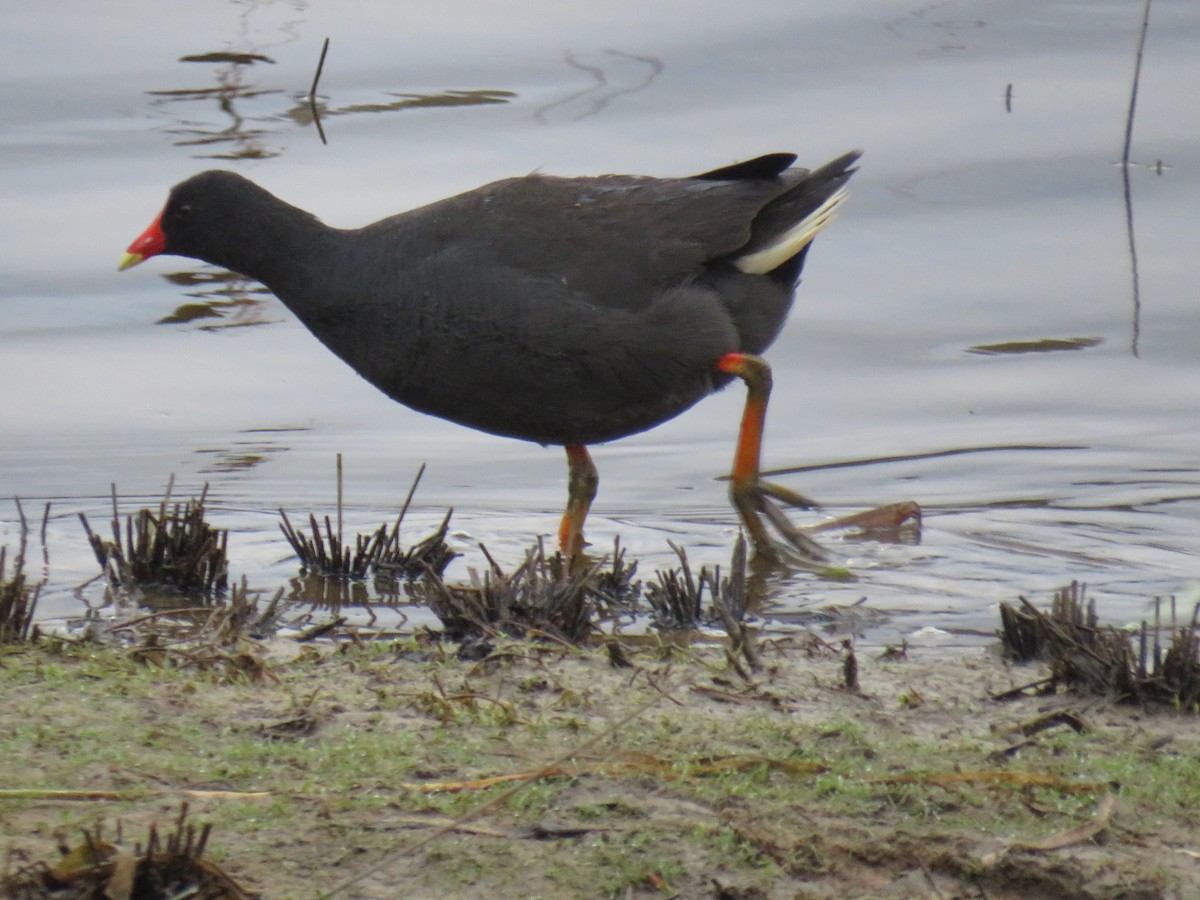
(732, 480, 833, 571)
(755, 479, 821, 511)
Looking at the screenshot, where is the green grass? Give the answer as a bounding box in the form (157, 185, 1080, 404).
(3, 638, 1199, 898)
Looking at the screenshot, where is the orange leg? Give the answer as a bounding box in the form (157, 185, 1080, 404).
(558, 444, 598, 558)
(717, 352, 829, 564)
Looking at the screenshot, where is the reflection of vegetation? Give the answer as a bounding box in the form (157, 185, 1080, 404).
(156, 269, 275, 330)
(79, 481, 229, 603)
(148, 52, 285, 160)
(196, 427, 304, 475)
(289, 88, 514, 126)
(196, 450, 266, 474)
(149, 40, 516, 159)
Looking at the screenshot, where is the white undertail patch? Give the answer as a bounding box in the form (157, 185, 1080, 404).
(732, 184, 849, 275)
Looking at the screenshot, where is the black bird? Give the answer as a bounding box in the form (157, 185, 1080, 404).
(121, 151, 859, 562)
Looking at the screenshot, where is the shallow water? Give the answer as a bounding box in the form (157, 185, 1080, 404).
(2, 0, 1198, 646)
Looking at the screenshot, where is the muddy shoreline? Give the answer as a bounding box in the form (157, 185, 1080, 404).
(2, 632, 1197, 898)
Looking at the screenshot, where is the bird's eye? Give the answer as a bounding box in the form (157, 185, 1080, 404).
(175, 203, 194, 220)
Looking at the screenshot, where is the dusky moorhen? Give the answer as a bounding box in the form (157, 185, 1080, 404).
(120, 151, 860, 563)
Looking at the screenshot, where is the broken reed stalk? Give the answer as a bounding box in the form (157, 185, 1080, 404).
(336, 451, 343, 550)
(588, 535, 640, 608)
(0, 804, 251, 899)
(205, 577, 283, 644)
(645, 541, 704, 628)
(708, 534, 758, 670)
(416, 538, 614, 647)
(646, 536, 752, 625)
(842, 639, 859, 691)
(999, 581, 1200, 710)
(78, 480, 229, 598)
(638, 535, 758, 669)
(0, 498, 49, 644)
(279, 464, 454, 581)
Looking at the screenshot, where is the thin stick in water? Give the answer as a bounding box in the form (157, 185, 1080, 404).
(308, 37, 330, 101)
(308, 37, 330, 145)
(1121, 0, 1153, 166)
(1121, 0, 1152, 356)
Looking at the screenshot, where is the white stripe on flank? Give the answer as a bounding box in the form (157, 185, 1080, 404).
(732, 184, 849, 275)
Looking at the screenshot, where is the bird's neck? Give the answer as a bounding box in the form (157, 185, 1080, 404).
(212, 193, 345, 305)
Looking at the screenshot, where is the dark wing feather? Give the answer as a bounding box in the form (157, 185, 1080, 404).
(360, 164, 802, 314)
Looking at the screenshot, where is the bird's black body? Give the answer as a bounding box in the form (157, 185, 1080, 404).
(149, 152, 858, 445)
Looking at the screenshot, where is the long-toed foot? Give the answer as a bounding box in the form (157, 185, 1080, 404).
(717, 352, 835, 568)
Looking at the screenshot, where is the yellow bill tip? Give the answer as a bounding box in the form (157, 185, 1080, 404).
(118, 252, 144, 272)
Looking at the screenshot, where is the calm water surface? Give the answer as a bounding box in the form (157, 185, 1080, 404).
(2, 0, 1198, 646)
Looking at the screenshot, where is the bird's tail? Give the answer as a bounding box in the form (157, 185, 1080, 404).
(733, 150, 860, 276)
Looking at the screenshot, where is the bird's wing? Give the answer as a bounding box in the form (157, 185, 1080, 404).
(365, 170, 797, 313)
